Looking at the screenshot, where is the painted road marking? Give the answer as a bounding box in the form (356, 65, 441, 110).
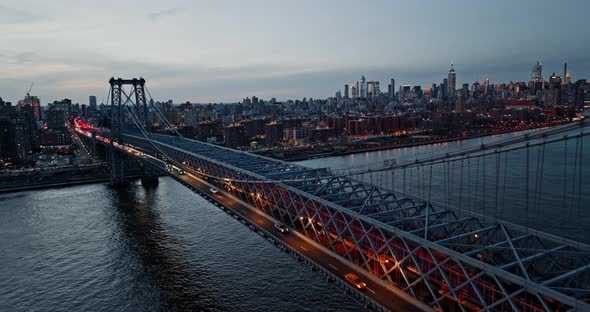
(328, 264, 338, 270)
(300, 245, 309, 251)
(366, 287, 376, 294)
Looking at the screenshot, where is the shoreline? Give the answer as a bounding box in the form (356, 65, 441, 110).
(274, 123, 569, 162)
(0, 174, 146, 194)
(0, 177, 111, 193)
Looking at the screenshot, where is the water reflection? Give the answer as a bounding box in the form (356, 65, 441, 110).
(109, 184, 224, 311)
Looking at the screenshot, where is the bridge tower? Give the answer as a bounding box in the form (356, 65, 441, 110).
(108, 77, 151, 187)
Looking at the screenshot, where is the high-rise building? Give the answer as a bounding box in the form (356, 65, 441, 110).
(563, 62, 571, 85)
(455, 92, 466, 113)
(223, 124, 246, 148)
(16, 94, 41, 121)
(389, 79, 395, 99)
(351, 85, 358, 99)
(531, 61, 543, 81)
(89, 95, 97, 108)
(344, 84, 349, 99)
(0, 99, 16, 162)
(46, 109, 67, 130)
(265, 122, 284, 146)
(360, 76, 367, 98)
(448, 64, 456, 98)
(367, 81, 380, 98)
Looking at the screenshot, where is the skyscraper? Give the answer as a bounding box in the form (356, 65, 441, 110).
(389, 78, 395, 99)
(344, 84, 349, 99)
(447, 64, 456, 98)
(531, 61, 543, 81)
(360, 76, 367, 98)
(89, 95, 97, 108)
(351, 85, 358, 99)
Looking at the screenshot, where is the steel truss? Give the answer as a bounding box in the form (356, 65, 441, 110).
(117, 131, 590, 312)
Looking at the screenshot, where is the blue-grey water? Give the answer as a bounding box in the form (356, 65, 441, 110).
(0, 182, 361, 312)
(1, 128, 588, 312)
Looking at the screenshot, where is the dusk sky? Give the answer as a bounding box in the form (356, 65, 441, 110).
(1, 0, 588, 104)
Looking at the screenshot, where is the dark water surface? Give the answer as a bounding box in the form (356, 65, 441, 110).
(0, 181, 361, 312)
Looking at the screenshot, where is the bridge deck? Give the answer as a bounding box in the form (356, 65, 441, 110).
(114, 131, 590, 311)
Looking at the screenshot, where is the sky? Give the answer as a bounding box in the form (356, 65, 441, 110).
(0, 0, 589, 104)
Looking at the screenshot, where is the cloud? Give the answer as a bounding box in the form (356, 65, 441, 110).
(0, 5, 39, 24)
(147, 7, 181, 20)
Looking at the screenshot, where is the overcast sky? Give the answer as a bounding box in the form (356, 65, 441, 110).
(0, 0, 588, 104)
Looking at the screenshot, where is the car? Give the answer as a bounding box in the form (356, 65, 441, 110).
(274, 223, 289, 233)
(210, 187, 219, 194)
(178, 169, 186, 175)
(344, 273, 366, 290)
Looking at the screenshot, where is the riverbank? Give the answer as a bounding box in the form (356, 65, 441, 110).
(0, 177, 111, 193)
(260, 122, 572, 161)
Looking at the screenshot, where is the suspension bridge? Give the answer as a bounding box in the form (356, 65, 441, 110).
(74, 78, 590, 312)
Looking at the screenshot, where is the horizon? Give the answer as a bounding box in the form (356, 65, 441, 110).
(1, 0, 589, 104)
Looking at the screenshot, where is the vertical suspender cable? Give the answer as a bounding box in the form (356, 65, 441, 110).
(459, 157, 464, 219)
(425, 165, 433, 240)
(501, 150, 508, 217)
(525, 143, 530, 229)
(578, 132, 584, 212)
(483, 152, 486, 217)
(536, 143, 546, 215)
(494, 151, 500, 219)
(474, 157, 480, 214)
(570, 138, 580, 212)
(562, 139, 568, 211)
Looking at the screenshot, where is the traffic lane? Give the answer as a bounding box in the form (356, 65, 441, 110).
(174, 172, 422, 311)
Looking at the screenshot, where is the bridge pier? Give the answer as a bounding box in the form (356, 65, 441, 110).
(110, 177, 130, 188)
(140, 165, 159, 187)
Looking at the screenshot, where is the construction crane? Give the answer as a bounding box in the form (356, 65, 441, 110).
(26, 82, 34, 96)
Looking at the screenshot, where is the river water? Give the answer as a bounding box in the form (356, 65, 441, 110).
(1, 128, 588, 312)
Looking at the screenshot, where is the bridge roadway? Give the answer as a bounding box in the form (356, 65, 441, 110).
(138, 147, 428, 311)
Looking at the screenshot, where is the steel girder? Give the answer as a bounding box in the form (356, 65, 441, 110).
(118, 132, 590, 312)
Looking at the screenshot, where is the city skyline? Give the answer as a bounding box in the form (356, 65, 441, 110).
(1, 0, 589, 104)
